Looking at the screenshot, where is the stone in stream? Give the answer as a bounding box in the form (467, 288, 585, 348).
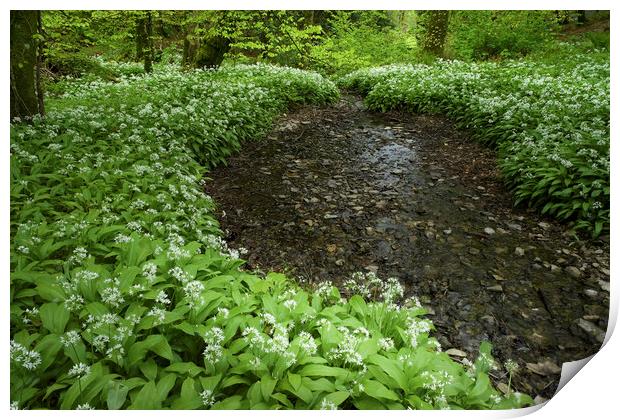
(565, 266, 582, 279)
(577, 318, 606, 343)
(525, 360, 562, 376)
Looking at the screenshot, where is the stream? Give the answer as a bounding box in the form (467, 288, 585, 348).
(205, 96, 610, 400)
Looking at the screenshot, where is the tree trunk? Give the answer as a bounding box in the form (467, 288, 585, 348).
(36, 11, 45, 116)
(194, 36, 230, 68)
(421, 10, 450, 56)
(10, 10, 41, 120)
(136, 13, 153, 72)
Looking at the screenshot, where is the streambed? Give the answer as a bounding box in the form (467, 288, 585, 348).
(205, 96, 610, 399)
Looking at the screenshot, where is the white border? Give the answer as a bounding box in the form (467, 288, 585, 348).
(3, 1, 617, 419)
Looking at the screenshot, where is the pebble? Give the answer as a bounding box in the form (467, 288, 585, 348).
(515, 247, 525, 257)
(577, 318, 606, 343)
(443, 229, 452, 235)
(469, 247, 480, 255)
(538, 222, 551, 230)
(487, 285, 503, 292)
(484, 227, 496, 235)
(507, 223, 522, 231)
(565, 266, 581, 279)
(526, 360, 561, 376)
(598, 280, 610, 292)
(445, 348, 467, 358)
(584, 289, 598, 298)
(364, 265, 379, 273)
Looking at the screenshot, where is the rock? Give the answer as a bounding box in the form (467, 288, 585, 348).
(534, 395, 548, 405)
(480, 315, 496, 326)
(365, 265, 379, 273)
(487, 285, 503, 292)
(515, 247, 525, 257)
(565, 266, 581, 279)
(445, 348, 467, 358)
(507, 223, 522, 231)
(497, 383, 510, 395)
(584, 289, 598, 298)
(326, 244, 337, 254)
(526, 360, 561, 376)
(496, 227, 508, 234)
(550, 264, 561, 273)
(443, 229, 452, 235)
(538, 222, 551, 230)
(495, 247, 508, 254)
(577, 318, 606, 343)
(484, 227, 496, 235)
(469, 247, 480, 255)
(598, 280, 610, 292)
(600, 268, 610, 276)
(335, 259, 345, 266)
(324, 213, 338, 219)
(303, 219, 314, 227)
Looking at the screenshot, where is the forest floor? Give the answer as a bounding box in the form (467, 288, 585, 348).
(205, 95, 610, 400)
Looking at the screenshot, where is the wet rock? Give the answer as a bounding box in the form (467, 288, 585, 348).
(364, 265, 379, 273)
(445, 348, 467, 358)
(526, 360, 561, 376)
(497, 383, 510, 395)
(469, 247, 480, 255)
(507, 223, 522, 231)
(565, 266, 581, 279)
(584, 289, 598, 298)
(533, 395, 548, 405)
(577, 318, 606, 343)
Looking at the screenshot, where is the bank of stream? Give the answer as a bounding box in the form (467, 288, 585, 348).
(205, 95, 610, 400)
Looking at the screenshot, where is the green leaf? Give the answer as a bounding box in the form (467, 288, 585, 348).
(156, 373, 177, 402)
(39, 302, 70, 334)
(106, 382, 129, 410)
(298, 364, 350, 379)
(128, 335, 174, 366)
(260, 375, 277, 401)
(324, 390, 350, 406)
(130, 381, 161, 409)
(362, 379, 400, 401)
(139, 358, 158, 381)
(287, 372, 302, 390)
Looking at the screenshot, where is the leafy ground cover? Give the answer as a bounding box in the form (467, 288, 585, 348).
(339, 54, 610, 236)
(10, 65, 530, 409)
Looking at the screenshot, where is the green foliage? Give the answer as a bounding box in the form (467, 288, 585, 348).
(448, 11, 559, 60)
(340, 54, 609, 236)
(309, 11, 420, 77)
(10, 63, 528, 410)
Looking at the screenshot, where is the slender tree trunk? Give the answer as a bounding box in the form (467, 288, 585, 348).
(421, 10, 450, 56)
(144, 12, 153, 73)
(10, 10, 42, 120)
(36, 11, 45, 116)
(136, 13, 153, 72)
